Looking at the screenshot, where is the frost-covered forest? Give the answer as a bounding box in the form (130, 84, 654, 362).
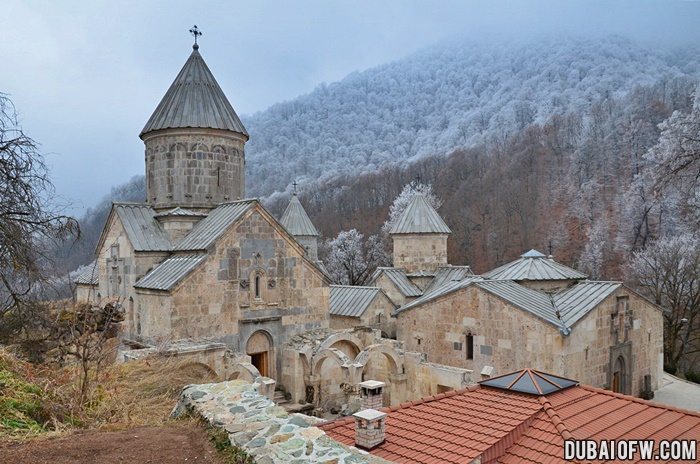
(245, 36, 700, 199)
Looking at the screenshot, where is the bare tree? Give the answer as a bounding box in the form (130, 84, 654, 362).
(0, 93, 79, 341)
(629, 234, 700, 374)
(53, 301, 124, 403)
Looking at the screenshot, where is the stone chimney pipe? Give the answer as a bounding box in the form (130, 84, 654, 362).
(353, 409, 387, 450)
(359, 380, 386, 410)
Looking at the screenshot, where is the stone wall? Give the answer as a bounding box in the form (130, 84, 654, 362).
(560, 289, 663, 394)
(392, 234, 448, 274)
(396, 286, 563, 376)
(142, 128, 246, 211)
(96, 214, 169, 337)
(395, 284, 664, 395)
(329, 292, 397, 338)
(373, 274, 408, 307)
(172, 380, 390, 463)
(135, 206, 329, 384)
(75, 284, 97, 303)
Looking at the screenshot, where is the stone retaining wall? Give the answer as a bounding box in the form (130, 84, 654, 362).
(172, 380, 390, 463)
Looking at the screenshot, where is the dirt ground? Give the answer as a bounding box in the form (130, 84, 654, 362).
(0, 423, 224, 464)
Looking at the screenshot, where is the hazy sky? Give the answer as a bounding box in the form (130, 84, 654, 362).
(3, 0, 700, 215)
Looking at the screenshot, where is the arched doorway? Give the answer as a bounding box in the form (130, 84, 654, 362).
(246, 330, 273, 378)
(612, 356, 626, 393)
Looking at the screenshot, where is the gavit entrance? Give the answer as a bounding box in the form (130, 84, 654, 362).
(246, 330, 273, 378)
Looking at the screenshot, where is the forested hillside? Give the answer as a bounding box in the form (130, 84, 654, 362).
(267, 76, 699, 278)
(60, 36, 700, 279)
(246, 36, 700, 199)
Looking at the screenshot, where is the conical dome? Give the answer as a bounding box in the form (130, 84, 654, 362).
(280, 194, 319, 236)
(140, 46, 248, 138)
(389, 194, 451, 234)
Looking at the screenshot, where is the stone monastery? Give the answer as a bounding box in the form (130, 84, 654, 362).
(75, 40, 663, 414)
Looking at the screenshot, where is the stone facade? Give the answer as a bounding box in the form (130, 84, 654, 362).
(395, 285, 664, 395)
(133, 205, 330, 382)
(329, 292, 397, 338)
(392, 234, 448, 274)
(95, 214, 168, 335)
(142, 128, 247, 211)
(281, 328, 473, 412)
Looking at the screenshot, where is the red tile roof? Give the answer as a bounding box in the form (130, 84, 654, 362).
(319, 372, 700, 464)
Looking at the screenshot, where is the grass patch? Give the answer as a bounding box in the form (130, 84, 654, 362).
(205, 422, 254, 464)
(0, 348, 221, 439)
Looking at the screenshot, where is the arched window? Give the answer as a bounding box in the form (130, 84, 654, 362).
(254, 273, 262, 299)
(466, 333, 474, 360)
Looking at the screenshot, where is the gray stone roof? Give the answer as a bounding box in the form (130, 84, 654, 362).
(370, 267, 423, 297)
(174, 199, 256, 251)
(424, 265, 473, 293)
(554, 281, 621, 327)
(111, 203, 171, 252)
(280, 194, 319, 236)
(483, 249, 587, 281)
(135, 253, 207, 291)
(72, 260, 99, 285)
(394, 273, 623, 333)
(477, 280, 561, 326)
(140, 46, 248, 138)
(389, 194, 451, 234)
(330, 285, 388, 317)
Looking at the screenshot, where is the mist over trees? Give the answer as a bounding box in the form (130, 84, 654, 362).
(245, 36, 700, 200)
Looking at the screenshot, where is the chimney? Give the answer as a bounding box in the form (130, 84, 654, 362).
(353, 409, 387, 450)
(359, 380, 385, 409)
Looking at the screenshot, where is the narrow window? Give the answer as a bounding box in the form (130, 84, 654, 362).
(376, 313, 382, 324)
(254, 274, 261, 299)
(217, 166, 221, 187)
(466, 333, 474, 360)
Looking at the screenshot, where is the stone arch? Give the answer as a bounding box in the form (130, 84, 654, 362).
(319, 332, 363, 355)
(227, 361, 261, 382)
(212, 144, 227, 154)
(312, 347, 352, 376)
(612, 355, 626, 393)
(191, 142, 209, 153)
(355, 344, 403, 374)
(176, 362, 218, 382)
(246, 330, 273, 378)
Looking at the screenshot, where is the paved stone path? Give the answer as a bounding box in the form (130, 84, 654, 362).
(652, 373, 700, 412)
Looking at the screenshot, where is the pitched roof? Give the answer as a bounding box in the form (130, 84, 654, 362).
(279, 194, 319, 236)
(424, 266, 473, 294)
(483, 249, 587, 281)
(134, 253, 207, 291)
(553, 280, 621, 327)
(476, 280, 562, 327)
(394, 276, 483, 314)
(329, 285, 390, 317)
(320, 370, 700, 464)
(72, 261, 99, 286)
(111, 203, 171, 252)
(140, 46, 248, 138)
(394, 276, 621, 331)
(389, 194, 451, 235)
(174, 199, 255, 251)
(370, 267, 423, 297)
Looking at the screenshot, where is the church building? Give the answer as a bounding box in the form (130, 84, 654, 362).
(89, 40, 330, 381)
